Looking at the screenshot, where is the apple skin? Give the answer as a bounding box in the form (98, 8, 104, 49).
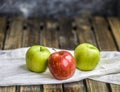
(26, 45, 51, 73)
(74, 43, 100, 71)
(48, 51, 76, 80)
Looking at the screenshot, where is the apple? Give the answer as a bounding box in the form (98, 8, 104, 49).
(26, 45, 51, 73)
(48, 51, 76, 80)
(74, 43, 100, 71)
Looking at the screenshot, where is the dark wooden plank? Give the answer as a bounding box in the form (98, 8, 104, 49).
(20, 18, 42, 92)
(41, 19, 63, 92)
(1, 17, 24, 92)
(0, 87, 16, 92)
(86, 79, 109, 92)
(0, 17, 7, 49)
(108, 17, 120, 50)
(58, 18, 78, 50)
(44, 84, 62, 92)
(92, 17, 116, 51)
(58, 18, 85, 92)
(0, 17, 8, 92)
(74, 17, 109, 92)
(0, 17, 13, 92)
(91, 16, 118, 92)
(0, 16, 119, 92)
(22, 18, 41, 47)
(63, 82, 85, 92)
(20, 85, 41, 92)
(74, 17, 97, 46)
(41, 19, 59, 48)
(110, 84, 120, 92)
(107, 17, 120, 92)
(4, 17, 24, 49)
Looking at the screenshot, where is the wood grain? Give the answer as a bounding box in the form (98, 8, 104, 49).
(20, 85, 42, 92)
(63, 82, 85, 92)
(0, 17, 7, 92)
(92, 17, 116, 51)
(0, 16, 120, 92)
(92, 16, 119, 92)
(4, 17, 24, 49)
(74, 17, 97, 46)
(20, 18, 42, 92)
(74, 17, 109, 92)
(42, 19, 63, 92)
(0, 86, 16, 92)
(41, 19, 59, 48)
(58, 18, 85, 92)
(108, 17, 120, 50)
(0, 17, 7, 49)
(58, 18, 77, 50)
(110, 84, 120, 92)
(22, 18, 41, 46)
(107, 17, 120, 92)
(0, 17, 24, 92)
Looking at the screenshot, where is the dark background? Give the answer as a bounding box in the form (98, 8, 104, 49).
(0, 0, 119, 18)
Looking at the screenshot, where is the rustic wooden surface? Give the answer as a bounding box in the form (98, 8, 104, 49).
(0, 16, 120, 92)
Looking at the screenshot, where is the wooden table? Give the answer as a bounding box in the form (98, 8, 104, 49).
(0, 16, 120, 92)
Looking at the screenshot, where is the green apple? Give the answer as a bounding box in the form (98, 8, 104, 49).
(26, 45, 51, 73)
(74, 43, 100, 71)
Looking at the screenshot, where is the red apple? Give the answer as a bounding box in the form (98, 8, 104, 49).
(48, 51, 76, 80)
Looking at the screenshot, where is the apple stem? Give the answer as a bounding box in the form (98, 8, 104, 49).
(52, 48, 57, 52)
(40, 47, 42, 51)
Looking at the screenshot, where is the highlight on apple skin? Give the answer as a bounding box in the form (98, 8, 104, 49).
(25, 45, 51, 73)
(48, 50, 76, 80)
(74, 43, 100, 71)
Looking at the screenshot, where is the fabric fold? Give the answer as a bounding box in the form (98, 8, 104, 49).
(0, 47, 120, 86)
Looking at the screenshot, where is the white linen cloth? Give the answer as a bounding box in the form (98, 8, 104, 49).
(0, 47, 120, 86)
